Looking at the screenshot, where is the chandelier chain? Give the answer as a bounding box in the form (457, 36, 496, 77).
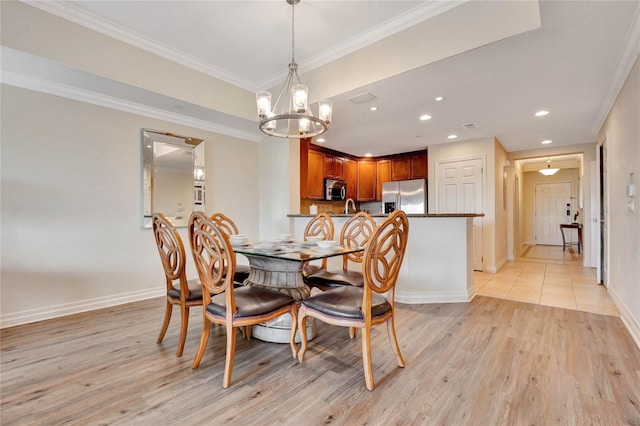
(291, 0, 295, 65)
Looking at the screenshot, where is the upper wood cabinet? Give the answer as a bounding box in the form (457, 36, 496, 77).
(324, 154, 344, 179)
(357, 160, 377, 201)
(411, 151, 428, 179)
(344, 158, 357, 200)
(307, 149, 325, 200)
(390, 150, 428, 181)
(391, 157, 411, 181)
(376, 160, 391, 201)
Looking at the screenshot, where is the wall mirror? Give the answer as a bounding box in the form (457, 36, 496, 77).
(142, 129, 205, 228)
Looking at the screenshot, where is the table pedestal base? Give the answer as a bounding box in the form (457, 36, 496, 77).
(251, 313, 316, 343)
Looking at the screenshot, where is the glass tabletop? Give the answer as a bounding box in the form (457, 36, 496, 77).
(232, 241, 363, 262)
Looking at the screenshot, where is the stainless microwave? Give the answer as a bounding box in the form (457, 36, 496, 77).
(325, 178, 347, 201)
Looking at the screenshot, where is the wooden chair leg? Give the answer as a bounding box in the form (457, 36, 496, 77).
(387, 315, 406, 368)
(222, 325, 237, 389)
(176, 305, 189, 357)
(349, 327, 357, 339)
(289, 306, 298, 359)
(157, 301, 172, 344)
(191, 320, 211, 369)
(297, 306, 308, 362)
(362, 324, 375, 391)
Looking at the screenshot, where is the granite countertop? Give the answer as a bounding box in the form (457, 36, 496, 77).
(288, 213, 484, 218)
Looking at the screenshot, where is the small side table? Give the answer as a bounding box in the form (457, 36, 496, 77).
(560, 223, 583, 253)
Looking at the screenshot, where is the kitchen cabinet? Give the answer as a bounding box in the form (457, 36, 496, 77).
(391, 157, 411, 181)
(307, 149, 325, 199)
(376, 160, 391, 201)
(390, 150, 428, 181)
(411, 151, 428, 179)
(357, 160, 377, 201)
(345, 158, 357, 200)
(324, 154, 344, 179)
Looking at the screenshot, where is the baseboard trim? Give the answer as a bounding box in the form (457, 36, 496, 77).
(0, 287, 165, 329)
(488, 256, 508, 273)
(608, 287, 640, 351)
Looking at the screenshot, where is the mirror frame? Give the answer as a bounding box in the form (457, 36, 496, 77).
(142, 129, 205, 228)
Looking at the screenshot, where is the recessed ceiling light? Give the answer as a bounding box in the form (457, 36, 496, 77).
(370, 106, 378, 111)
(541, 139, 552, 145)
(316, 138, 325, 143)
(448, 134, 458, 139)
(435, 96, 444, 102)
(364, 153, 372, 157)
(419, 114, 432, 121)
(535, 110, 549, 117)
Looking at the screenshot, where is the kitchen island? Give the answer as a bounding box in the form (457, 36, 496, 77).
(288, 213, 484, 304)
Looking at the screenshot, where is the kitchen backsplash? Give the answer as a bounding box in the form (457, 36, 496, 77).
(300, 199, 356, 215)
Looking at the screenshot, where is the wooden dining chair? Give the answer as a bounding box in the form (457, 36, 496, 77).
(209, 212, 251, 284)
(302, 212, 334, 278)
(152, 212, 203, 357)
(189, 211, 298, 388)
(306, 211, 377, 290)
(297, 210, 409, 391)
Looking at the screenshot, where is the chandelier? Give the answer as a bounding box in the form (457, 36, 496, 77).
(256, 0, 332, 139)
(539, 159, 559, 176)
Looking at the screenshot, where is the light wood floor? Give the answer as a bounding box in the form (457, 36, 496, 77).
(475, 245, 619, 316)
(2, 293, 639, 424)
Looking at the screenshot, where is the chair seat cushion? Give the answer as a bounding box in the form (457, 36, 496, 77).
(301, 263, 323, 278)
(306, 269, 364, 287)
(206, 286, 294, 318)
(301, 286, 391, 320)
(168, 279, 203, 301)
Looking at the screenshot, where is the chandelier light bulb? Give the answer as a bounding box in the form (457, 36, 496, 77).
(256, 92, 271, 118)
(299, 118, 310, 132)
(319, 100, 333, 123)
(292, 84, 308, 113)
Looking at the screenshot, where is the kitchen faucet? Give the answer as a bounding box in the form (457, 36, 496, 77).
(344, 198, 356, 214)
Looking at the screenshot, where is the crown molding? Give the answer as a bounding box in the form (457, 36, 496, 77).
(592, 3, 640, 133)
(21, 0, 258, 91)
(1, 70, 263, 143)
(22, 0, 467, 93)
(257, 0, 470, 89)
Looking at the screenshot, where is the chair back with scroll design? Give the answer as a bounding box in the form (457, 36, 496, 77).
(209, 212, 251, 284)
(210, 212, 240, 237)
(306, 212, 377, 290)
(189, 211, 298, 388)
(297, 210, 409, 391)
(339, 212, 377, 270)
(152, 212, 203, 357)
(303, 212, 334, 272)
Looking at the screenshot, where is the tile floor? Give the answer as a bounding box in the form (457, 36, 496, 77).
(474, 245, 619, 316)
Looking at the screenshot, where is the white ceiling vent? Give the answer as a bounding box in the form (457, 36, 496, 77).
(346, 92, 377, 105)
(463, 122, 480, 130)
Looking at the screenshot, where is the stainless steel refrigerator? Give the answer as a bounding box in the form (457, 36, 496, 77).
(382, 179, 427, 214)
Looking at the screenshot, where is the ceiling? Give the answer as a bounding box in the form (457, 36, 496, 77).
(6, 1, 640, 162)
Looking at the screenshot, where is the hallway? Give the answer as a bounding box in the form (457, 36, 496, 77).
(474, 245, 619, 316)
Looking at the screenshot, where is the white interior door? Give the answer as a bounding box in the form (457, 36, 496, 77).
(535, 182, 571, 245)
(437, 157, 484, 271)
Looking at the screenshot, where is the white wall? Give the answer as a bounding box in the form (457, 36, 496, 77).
(428, 137, 498, 272)
(597, 56, 640, 344)
(259, 139, 296, 240)
(0, 85, 260, 326)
